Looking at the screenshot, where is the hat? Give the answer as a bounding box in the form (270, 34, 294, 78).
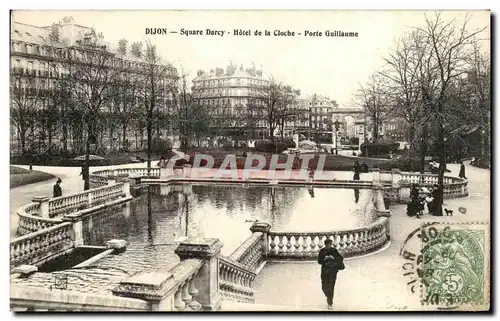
(324, 238, 333, 245)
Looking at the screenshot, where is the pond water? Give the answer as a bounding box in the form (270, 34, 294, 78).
(79, 184, 375, 273)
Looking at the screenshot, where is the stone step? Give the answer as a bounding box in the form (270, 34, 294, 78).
(220, 300, 324, 311)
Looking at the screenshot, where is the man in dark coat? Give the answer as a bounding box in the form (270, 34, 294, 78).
(317, 238, 344, 310)
(458, 161, 466, 179)
(353, 161, 361, 180)
(53, 178, 62, 198)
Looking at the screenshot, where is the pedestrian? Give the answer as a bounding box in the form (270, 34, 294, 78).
(53, 178, 62, 198)
(79, 165, 87, 181)
(458, 161, 467, 179)
(317, 238, 345, 310)
(353, 161, 361, 180)
(157, 156, 166, 168)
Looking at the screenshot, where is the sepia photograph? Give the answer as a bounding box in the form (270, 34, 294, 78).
(8, 9, 491, 312)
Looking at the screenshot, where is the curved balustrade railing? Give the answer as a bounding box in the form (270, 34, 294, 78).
(400, 172, 468, 198)
(11, 222, 73, 268)
(48, 183, 126, 218)
(267, 217, 390, 260)
(16, 183, 129, 236)
(17, 212, 62, 235)
(92, 168, 160, 178)
(219, 257, 257, 303)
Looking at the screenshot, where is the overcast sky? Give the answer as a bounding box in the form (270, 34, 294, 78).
(12, 10, 490, 107)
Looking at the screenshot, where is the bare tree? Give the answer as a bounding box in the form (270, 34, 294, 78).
(249, 78, 295, 140)
(357, 73, 391, 142)
(171, 71, 209, 151)
(61, 32, 121, 190)
(10, 71, 42, 154)
(413, 12, 487, 215)
(380, 30, 425, 153)
(136, 41, 177, 170)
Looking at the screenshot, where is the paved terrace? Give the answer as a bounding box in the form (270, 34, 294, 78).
(252, 163, 490, 311)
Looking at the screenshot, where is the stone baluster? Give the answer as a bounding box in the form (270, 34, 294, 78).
(310, 236, 317, 253)
(175, 238, 223, 311)
(285, 236, 292, 254)
(174, 286, 186, 311)
(293, 235, 301, 254)
(277, 236, 285, 254)
(269, 235, 277, 254)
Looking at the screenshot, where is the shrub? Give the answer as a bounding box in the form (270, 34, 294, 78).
(360, 140, 399, 157)
(254, 139, 289, 153)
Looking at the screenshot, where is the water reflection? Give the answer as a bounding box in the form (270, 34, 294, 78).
(83, 184, 375, 273)
(354, 188, 360, 204)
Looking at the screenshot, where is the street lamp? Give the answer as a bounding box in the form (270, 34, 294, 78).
(333, 120, 341, 155)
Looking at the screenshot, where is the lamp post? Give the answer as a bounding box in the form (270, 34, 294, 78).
(334, 120, 341, 155)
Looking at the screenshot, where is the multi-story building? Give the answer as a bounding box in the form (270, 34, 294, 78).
(309, 95, 339, 139)
(10, 18, 177, 155)
(191, 63, 270, 138)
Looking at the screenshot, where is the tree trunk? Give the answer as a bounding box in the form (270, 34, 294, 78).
(147, 116, 152, 175)
(122, 124, 127, 150)
(419, 125, 427, 175)
(84, 122, 91, 191)
(62, 120, 68, 155)
(109, 120, 114, 152)
(19, 127, 26, 154)
(435, 120, 445, 217)
(408, 121, 415, 151)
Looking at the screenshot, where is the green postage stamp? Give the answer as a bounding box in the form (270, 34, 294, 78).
(419, 222, 490, 309)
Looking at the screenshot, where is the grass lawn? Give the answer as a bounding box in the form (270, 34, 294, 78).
(10, 166, 55, 188)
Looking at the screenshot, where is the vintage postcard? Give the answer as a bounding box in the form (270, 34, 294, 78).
(9, 10, 491, 312)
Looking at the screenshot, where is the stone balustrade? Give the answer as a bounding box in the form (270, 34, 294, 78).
(89, 174, 108, 188)
(90, 183, 126, 205)
(44, 183, 126, 219)
(113, 238, 223, 311)
(48, 192, 90, 218)
(219, 257, 257, 303)
(228, 232, 265, 271)
(267, 217, 390, 260)
(10, 222, 74, 268)
(17, 212, 61, 235)
(10, 285, 149, 312)
(399, 172, 454, 185)
(93, 168, 160, 178)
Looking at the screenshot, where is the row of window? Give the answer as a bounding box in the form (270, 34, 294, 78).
(11, 40, 176, 74)
(193, 78, 268, 88)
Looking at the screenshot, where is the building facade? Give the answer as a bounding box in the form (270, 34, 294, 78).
(191, 63, 271, 138)
(10, 18, 177, 156)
